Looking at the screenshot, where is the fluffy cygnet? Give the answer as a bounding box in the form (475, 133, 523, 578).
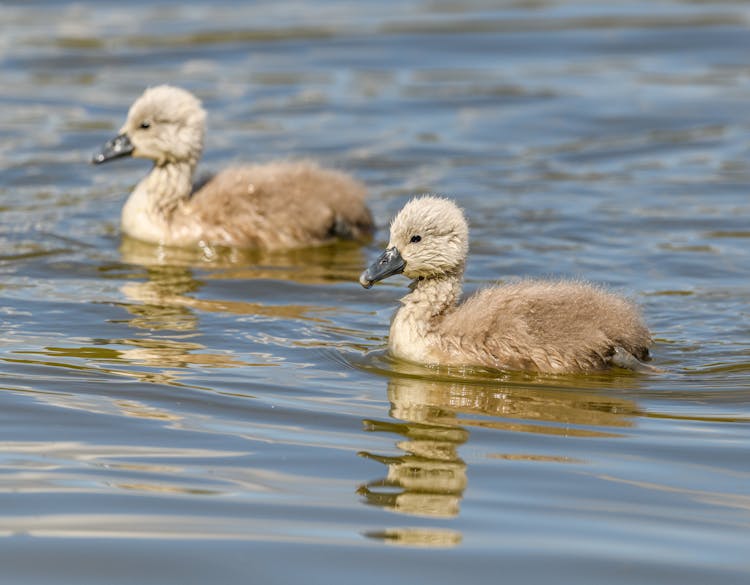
(93, 85, 373, 249)
(359, 196, 653, 374)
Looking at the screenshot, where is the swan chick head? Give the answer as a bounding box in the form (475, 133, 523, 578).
(93, 85, 206, 166)
(360, 195, 469, 288)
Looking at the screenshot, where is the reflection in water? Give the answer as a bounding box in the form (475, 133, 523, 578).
(117, 242, 359, 331)
(117, 266, 201, 332)
(116, 339, 247, 370)
(120, 269, 332, 330)
(119, 234, 368, 285)
(360, 375, 641, 522)
(17, 339, 251, 388)
(363, 527, 462, 548)
(358, 416, 468, 519)
(12, 244, 364, 393)
(113, 259, 337, 375)
(359, 376, 471, 520)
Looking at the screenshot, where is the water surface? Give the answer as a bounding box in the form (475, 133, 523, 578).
(1, 1, 749, 584)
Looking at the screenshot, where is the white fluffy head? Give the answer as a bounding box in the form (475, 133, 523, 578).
(121, 85, 206, 165)
(389, 195, 469, 278)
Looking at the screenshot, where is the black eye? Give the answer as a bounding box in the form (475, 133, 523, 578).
(140, 121, 151, 129)
(410, 235, 421, 243)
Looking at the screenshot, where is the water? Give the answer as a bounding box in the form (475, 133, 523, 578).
(1, 1, 749, 583)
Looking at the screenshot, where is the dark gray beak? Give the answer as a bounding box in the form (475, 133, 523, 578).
(92, 133, 134, 164)
(359, 247, 406, 289)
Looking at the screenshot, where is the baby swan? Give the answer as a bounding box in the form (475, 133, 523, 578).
(359, 196, 652, 374)
(93, 85, 373, 249)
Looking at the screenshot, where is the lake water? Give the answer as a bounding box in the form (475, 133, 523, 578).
(1, 1, 749, 583)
